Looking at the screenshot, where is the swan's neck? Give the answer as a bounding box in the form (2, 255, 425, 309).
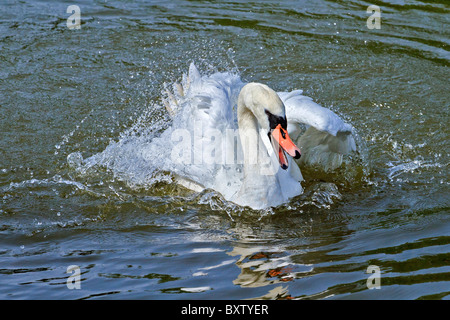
(236, 83, 276, 170)
(237, 106, 261, 169)
(233, 84, 298, 209)
(237, 100, 276, 183)
(235, 108, 274, 208)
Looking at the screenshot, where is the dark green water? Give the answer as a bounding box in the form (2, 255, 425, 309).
(0, 0, 449, 299)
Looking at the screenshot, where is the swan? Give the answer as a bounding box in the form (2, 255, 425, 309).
(162, 63, 356, 210)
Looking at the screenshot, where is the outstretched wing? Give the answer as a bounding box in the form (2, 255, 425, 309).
(164, 63, 244, 131)
(162, 63, 245, 199)
(279, 90, 356, 171)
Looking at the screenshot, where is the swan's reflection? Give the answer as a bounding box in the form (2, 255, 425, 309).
(183, 187, 351, 299)
(225, 223, 314, 299)
(228, 245, 297, 287)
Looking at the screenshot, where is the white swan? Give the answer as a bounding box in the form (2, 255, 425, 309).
(163, 63, 355, 210)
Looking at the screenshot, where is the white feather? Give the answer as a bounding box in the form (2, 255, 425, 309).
(279, 91, 356, 171)
(163, 63, 356, 208)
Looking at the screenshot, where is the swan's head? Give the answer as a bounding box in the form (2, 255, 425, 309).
(238, 83, 301, 170)
(264, 109, 301, 170)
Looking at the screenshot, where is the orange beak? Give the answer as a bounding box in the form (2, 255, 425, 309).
(270, 124, 301, 170)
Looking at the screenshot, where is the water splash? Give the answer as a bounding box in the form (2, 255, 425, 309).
(64, 63, 369, 214)
(387, 160, 446, 180)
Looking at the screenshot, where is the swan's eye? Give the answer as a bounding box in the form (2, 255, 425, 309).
(264, 109, 287, 130)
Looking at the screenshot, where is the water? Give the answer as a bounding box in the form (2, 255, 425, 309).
(0, 0, 449, 300)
